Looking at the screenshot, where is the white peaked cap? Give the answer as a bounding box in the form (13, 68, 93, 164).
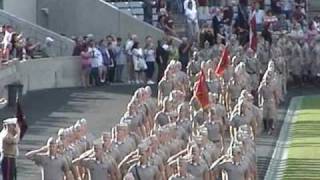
(3, 118, 17, 125)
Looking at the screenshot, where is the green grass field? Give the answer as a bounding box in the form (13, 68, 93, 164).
(283, 97, 320, 180)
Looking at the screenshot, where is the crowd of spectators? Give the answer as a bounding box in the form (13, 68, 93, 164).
(0, 24, 55, 65)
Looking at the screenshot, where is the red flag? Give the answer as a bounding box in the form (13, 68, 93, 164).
(195, 70, 209, 109)
(16, 100, 28, 139)
(215, 46, 230, 77)
(249, 7, 258, 52)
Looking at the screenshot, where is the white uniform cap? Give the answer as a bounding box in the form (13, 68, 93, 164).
(3, 118, 17, 125)
(45, 37, 54, 43)
(80, 118, 87, 125)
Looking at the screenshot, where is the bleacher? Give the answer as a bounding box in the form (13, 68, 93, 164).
(108, 1, 158, 25)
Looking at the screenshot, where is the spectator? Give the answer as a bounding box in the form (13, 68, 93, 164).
(88, 40, 103, 86)
(256, 3, 265, 32)
(25, 38, 40, 59)
(107, 42, 116, 83)
(294, 0, 306, 13)
(305, 21, 319, 45)
(185, 0, 199, 41)
(132, 42, 146, 84)
(292, 6, 306, 27)
(197, 0, 209, 25)
(125, 34, 137, 84)
(221, 5, 234, 37)
(283, 0, 293, 19)
(156, 39, 169, 81)
(156, 0, 167, 13)
(264, 10, 278, 31)
(2, 25, 13, 61)
(98, 40, 109, 84)
(80, 44, 91, 88)
(72, 37, 84, 56)
(143, 0, 155, 25)
(178, 37, 192, 72)
(211, 8, 222, 43)
(199, 23, 214, 48)
(158, 9, 176, 36)
(42, 37, 55, 57)
(168, 38, 179, 61)
(114, 37, 126, 83)
(271, 0, 282, 15)
(144, 36, 156, 84)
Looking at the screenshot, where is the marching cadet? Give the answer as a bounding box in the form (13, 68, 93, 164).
(101, 132, 121, 164)
(168, 157, 196, 180)
(202, 108, 225, 154)
(232, 97, 257, 138)
(186, 144, 210, 180)
(73, 141, 120, 180)
(258, 70, 279, 135)
(289, 41, 303, 86)
(197, 127, 220, 166)
(148, 135, 166, 180)
(158, 69, 174, 106)
(112, 123, 137, 160)
(210, 146, 250, 180)
(121, 101, 146, 139)
(234, 62, 251, 91)
(209, 93, 227, 129)
(273, 48, 288, 97)
(154, 97, 171, 127)
(226, 76, 242, 112)
(1, 118, 20, 180)
(244, 48, 260, 94)
(207, 69, 222, 96)
(26, 137, 69, 180)
(174, 62, 190, 95)
(176, 103, 193, 142)
(126, 142, 161, 180)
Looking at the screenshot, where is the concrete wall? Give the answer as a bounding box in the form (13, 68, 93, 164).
(36, 0, 165, 42)
(3, 0, 36, 23)
(0, 9, 75, 57)
(0, 57, 82, 101)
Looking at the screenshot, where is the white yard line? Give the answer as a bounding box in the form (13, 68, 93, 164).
(264, 96, 303, 180)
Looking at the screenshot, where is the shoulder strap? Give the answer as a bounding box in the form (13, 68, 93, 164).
(134, 164, 142, 180)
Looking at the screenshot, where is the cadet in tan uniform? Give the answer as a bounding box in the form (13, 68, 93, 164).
(73, 142, 120, 180)
(227, 76, 242, 112)
(210, 147, 250, 180)
(186, 145, 209, 180)
(176, 103, 192, 141)
(198, 41, 213, 62)
(168, 157, 196, 180)
(127, 143, 161, 180)
(154, 97, 171, 127)
(202, 108, 225, 154)
(101, 132, 121, 164)
(26, 137, 69, 180)
(158, 69, 174, 106)
(258, 71, 279, 135)
(244, 48, 260, 94)
(112, 123, 137, 160)
(1, 118, 20, 180)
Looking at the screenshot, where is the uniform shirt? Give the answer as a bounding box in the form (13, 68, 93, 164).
(204, 121, 223, 142)
(31, 154, 69, 180)
(105, 145, 122, 164)
(158, 79, 174, 99)
(81, 157, 114, 180)
(169, 173, 196, 180)
(155, 111, 170, 127)
(218, 161, 247, 180)
(186, 160, 208, 180)
(113, 137, 136, 160)
(193, 110, 209, 126)
(2, 134, 18, 157)
(128, 163, 159, 180)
